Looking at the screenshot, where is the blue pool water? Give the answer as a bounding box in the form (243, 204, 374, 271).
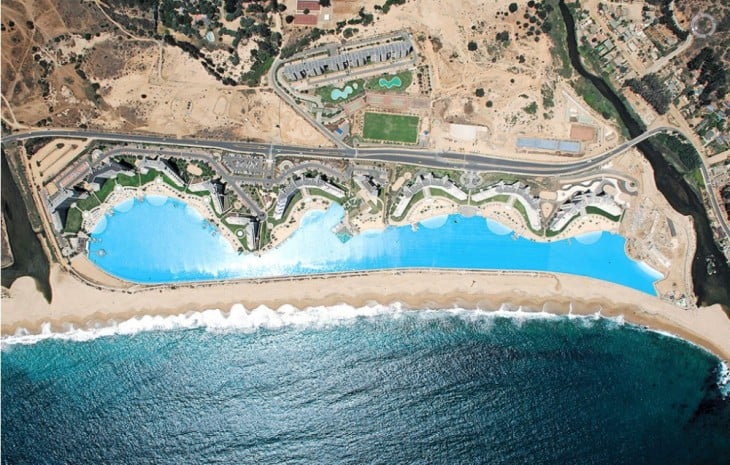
(330, 85, 354, 101)
(378, 76, 402, 88)
(3, 309, 729, 464)
(88, 197, 661, 293)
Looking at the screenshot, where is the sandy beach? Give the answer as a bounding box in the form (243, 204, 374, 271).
(3, 264, 729, 361)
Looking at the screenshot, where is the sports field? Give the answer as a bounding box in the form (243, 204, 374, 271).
(362, 112, 419, 143)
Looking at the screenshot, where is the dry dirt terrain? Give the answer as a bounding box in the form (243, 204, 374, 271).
(295, 0, 621, 156)
(2, 0, 617, 154)
(1, 0, 330, 146)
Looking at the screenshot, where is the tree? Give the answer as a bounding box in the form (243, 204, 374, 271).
(303, 8, 310, 14)
(509, 3, 518, 13)
(285, 15, 295, 23)
(625, 73, 671, 115)
(475, 88, 485, 97)
(319, 0, 331, 6)
(523, 101, 538, 114)
(467, 41, 478, 51)
(486, 100, 493, 107)
(496, 31, 510, 43)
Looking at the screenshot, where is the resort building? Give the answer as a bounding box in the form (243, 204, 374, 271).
(472, 181, 542, 231)
(53, 159, 92, 191)
(392, 174, 467, 219)
(282, 39, 414, 82)
(46, 187, 88, 232)
(354, 174, 381, 205)
(225, 216, 259, 250)
(549, 192, 623, 232)
(189, 179, 227, 215)
(273, 176, 345, 220)
(88, 160, 135, 190)
(138, 158, 185, 187)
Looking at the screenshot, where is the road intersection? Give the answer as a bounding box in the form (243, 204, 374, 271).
(3, 124, 728, 238)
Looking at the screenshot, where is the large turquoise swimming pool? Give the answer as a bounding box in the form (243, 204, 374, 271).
(88, 196, 662, 293)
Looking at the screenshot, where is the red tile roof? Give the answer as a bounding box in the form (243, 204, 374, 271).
(297, 1, 321, 11)
(293, 14, 319, 25)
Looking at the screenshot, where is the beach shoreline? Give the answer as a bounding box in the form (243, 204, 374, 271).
(3, 265, 729, 361)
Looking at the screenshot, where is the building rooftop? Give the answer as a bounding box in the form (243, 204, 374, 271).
(516, 137, 582, 154)
(297, 1, 321, 11)
(293, 14, 318, 26)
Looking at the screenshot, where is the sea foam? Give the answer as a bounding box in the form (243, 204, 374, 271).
(3, 304, 727, 396)
(0, 303, 619, 348)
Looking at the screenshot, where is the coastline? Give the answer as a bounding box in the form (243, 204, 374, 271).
(3, 265, 729, 361)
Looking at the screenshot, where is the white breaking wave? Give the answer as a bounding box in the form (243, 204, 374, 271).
(716, 361, 730, 398)
(1, 303, 625, 348)
(4, 303, 728, 395)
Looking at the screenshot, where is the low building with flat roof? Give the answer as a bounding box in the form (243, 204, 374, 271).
(516, 137, 582, 155)
(296, 1, 320, 12)
(292, 14, 318, 26)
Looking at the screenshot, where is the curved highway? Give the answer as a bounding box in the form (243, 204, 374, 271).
(0, 125, 677, 176)
(3, 125, 726, 238)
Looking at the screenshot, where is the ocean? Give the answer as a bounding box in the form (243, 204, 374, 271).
(3, 306, 729, 464)
(88, 198, 661, 294)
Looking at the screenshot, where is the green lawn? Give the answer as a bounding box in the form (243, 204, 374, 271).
(116, 172, 140, 187)
(96, 179, 117, 203)
(75, 194, 100, 211)
(585, 205, 622, 222)
(64, 207, 83, 234)
(362, 112, 419, 144)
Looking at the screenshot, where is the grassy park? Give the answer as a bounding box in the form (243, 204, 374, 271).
(362, 112, 419, 143)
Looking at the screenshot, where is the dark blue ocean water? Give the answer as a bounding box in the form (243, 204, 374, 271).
(2, 308, 729, 464)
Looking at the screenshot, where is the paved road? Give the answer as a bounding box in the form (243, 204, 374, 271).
(101, 147, 264, 216)
(4, 125, 727, 237)
(0, 125, 676, 176)
(268, 59, 348, 149)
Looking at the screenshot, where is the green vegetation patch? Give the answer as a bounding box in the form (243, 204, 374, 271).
(571, 77, 621, 125)
(64, 208, 83, 234)
(585, 206, 621, 222)
(625, 73, 671, 115)
(648, 133, 702, 172)
(75, 194, 100, 211)
(362, 112, 419, 143)
(96, 179, 117, 203)
(116, 172, 140, 187)
(522, 101, 538, 115)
